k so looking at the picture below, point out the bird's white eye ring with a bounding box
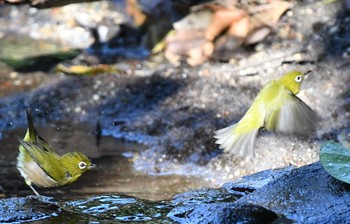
[295,75,302,83]
[78,161,87,170]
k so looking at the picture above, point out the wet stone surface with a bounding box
[236,162,350,223]
[0,195,174,223]
[168,203,279,224]
[3,162,350,223]
[0,196,60,223]
[167,163,350,223]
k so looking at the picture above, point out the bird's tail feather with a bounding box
[214,124,258,157]
[24,109,37,141]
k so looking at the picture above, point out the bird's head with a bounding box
[60,152,95,182]
[278,71,308,95]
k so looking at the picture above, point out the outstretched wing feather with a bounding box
[18,138,66,183]
[215,124,258,157]
[272,94,317,135]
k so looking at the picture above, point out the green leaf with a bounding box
[320,141,350,184]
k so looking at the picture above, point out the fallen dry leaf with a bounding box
[164,29,211,66]
[163,0,291,66]
[249,1,292,29]
[187,40,214,66]
[204,5,248,41]
[227,12,250,39]
[126,0,147,27]
[56,64,119,76]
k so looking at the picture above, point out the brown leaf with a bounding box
[165,29,206,54]
[126,0,147,27]
[227,14,250,39]
[165,33,213,67]
[163,1,291,66]
[164,4,249,66]
[164,29,208,66]
[187,40,214,66]
[269,0,291,24]
[249,0,291,29]
[205,5,248,41]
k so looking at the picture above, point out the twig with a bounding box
[231,49,304,74]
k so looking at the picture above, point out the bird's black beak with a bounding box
[89,163,96,169]
[304,70,312,76]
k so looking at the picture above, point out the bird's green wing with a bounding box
[18,138,67,184]
[265,92,317,135]
[215,124,259,157]
[214,97,266,157]
[36,136,56,153]
[24,109,56,153]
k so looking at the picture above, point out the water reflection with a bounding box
[64,195,173,222]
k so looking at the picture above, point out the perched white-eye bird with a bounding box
[214,71,317,157]
[17,109,95,195]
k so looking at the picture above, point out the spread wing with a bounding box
[18,138,67,184]
[265,93,317,136]
[215,124,258,157]
[214,100,265,157]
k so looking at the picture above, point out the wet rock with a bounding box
[172,188,236,205]
[0,196,60,223]
[168,186,278,223]
[2,163,350,223]
[63,195,173,222]
[236,162,350,223]
[167,168,288,223]
[0,194,173,223]
[222,166,294,195]
[167,163,350,223]
[168,202,278,224]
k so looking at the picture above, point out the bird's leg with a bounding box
[28,183,40,196]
